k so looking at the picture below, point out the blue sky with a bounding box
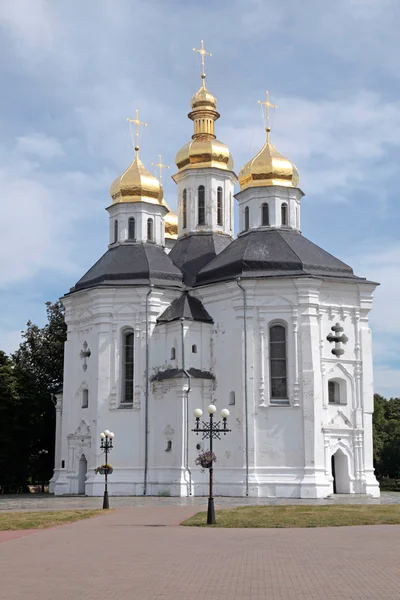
[1,0,400,397]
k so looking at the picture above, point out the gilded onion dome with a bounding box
[110,156,164,205]
[174,51,234,174]
[238,139,299,191]
[164,208,178,240]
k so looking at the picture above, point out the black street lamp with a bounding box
[192,404,231,525]
[100,429,114,509]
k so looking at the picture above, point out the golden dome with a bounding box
[190,86,217,110]
[110,156,164,205]
[239,139,299,191]
[165,210,178,240]
[175,136,234,172]
[174,83,234,175]
[160,198,178,240]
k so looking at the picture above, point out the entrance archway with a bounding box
[78,455,87,495]
[331,449,350,494]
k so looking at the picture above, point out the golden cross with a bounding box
[127,109,147,157]
[193,40,212,87]
[152,154,169,184]
[258,91,277,143]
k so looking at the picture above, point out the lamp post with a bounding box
[192,405,231,525]
[100,430,114,509]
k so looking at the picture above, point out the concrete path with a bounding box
[1,491,400,511]
[1,505,400,599]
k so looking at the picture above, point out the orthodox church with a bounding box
[50,44,380,498]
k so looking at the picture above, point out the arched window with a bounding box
[229,391,236,406]
[170,347,176,360]
[183,189,187,229]
[114,219,118,243]
[262,203,269,226]
[122,331,134,404]
[82,389,89,409]
[244,206,250,231]
[281,203,288,226]
[192,344,197,354]
[217,186,223,226]
[147,218,154,242]
[198,185,205,225]
[166,440,172,452]
[269,324,287,400]
[128,217,135,240]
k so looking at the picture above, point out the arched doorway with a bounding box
[78,455,87,495]
[331,449,350,494]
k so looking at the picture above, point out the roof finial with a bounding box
[258,91,277,144]
[193,40,212,89]
[152,154,169,185]
[127,109,147,158]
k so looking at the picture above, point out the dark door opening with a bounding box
[331,454,337,494]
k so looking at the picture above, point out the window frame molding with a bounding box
[198,185,205,226]
[244,206,250,231]
[182,188,187,229]
[261,202,270,226]
[268,320,289,405]
[147,217,154,242]
[128,217,136,241]
[120,327,135,406]
[281,203,288,227]
[217,186,223,226]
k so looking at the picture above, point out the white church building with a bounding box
[50,49,380,499]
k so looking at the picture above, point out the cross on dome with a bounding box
[258,91,277,143]
[152,154,170,185]
[127,109,147,158]
[193,40,212,88]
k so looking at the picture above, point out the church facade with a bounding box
[50,53,380,499]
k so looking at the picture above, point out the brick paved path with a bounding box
[1,505,400,599]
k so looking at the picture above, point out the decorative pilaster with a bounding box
[292,309,300,407]
[259,312,266,406]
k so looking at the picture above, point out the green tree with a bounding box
[0,352,31,493]
[11,301,67,489]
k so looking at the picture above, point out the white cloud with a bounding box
[16,134,64,160]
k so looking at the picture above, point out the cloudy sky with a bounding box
[1,0,400,397]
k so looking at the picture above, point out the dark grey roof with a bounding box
[196,229,364,285]
[151,368,215,382]
[168,232,232,286]
[157,292,213,324]
[74,243,183,291]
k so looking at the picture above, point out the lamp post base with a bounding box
[103,491,109,510]
[207,497,216,525]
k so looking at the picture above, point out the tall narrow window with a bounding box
[147,218,154,242]
[270,324,287,400]
[217,186,223,226]
[170,347,176,360]
[82,389,89,409]
[262,203,269,226]
[281,203,288,226]
[128,217,135,240]
[183,189,187,229]
[198,185,205,225]
[122,331,134,403]
[244,206,249,231]
[114,219,118,243]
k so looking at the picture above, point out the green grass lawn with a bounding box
[0,510,104,531]
[182,504,400,528]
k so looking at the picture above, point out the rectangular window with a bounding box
[123,332,134,403]
[270,324,287,399]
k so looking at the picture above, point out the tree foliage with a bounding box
[0,301,66,493]
[373,393,400,480]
